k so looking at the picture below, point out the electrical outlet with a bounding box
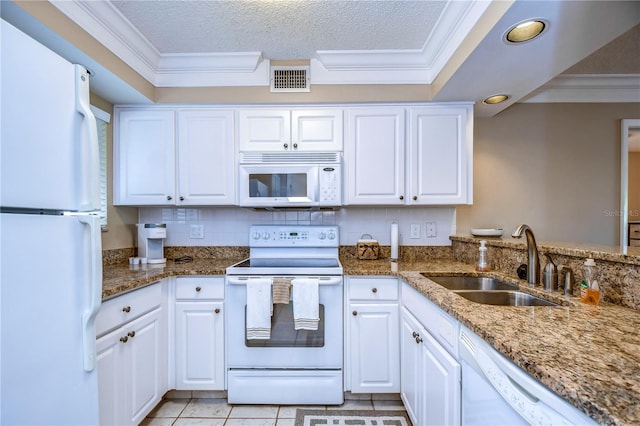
[410,223,421,239]
[426,222,437,238]
[189,224,204,239]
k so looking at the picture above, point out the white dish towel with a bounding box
[292,278,320,331]
[246,278,272,340]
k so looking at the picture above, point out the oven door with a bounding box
[225,275,343,369]
[238,164,319,207]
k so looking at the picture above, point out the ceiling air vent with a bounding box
[270,66,310,93]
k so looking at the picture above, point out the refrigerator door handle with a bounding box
[77,214,103,372]
[75,64,101,212]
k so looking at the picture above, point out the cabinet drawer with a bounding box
[630,224,640,238]
[349,277,398,300]
[176,277,224,300]
[96,282,162,337]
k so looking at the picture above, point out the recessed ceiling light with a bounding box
[505,19,546,43]
[482,94,509,105]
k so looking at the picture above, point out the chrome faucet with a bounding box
[512,224,540,285]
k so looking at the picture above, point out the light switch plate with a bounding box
[426,222,437,238]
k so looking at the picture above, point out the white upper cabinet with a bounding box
[344,103,473,206]
[114,108,235,206]
[177,110,235,205]
[408,105,473,205]
[345,108,406,204]
[238,109,343,151]
[115,109,176,205]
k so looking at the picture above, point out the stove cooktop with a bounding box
[226,257,343,276]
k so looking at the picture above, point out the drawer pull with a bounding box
[215,308,220,314]
[371,287,378,293]
[122,306,131,313]
[127,331,136,338]
[120,336,128,343]
[196,286,202,292]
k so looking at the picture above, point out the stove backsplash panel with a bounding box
[138,206,456,247]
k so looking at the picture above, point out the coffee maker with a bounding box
[137,223,167,264]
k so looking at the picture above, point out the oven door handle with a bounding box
[226,276,342,286]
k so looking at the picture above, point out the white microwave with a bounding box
[238,152,342,208]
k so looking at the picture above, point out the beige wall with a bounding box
[457,103,640,246]
[630,152,640,219]
[90,94,138,250]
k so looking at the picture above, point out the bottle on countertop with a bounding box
[580,258,600,305]
[476,240,491,272]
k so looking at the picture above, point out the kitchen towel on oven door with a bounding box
[272,278,291,304]
[292,278,319,330]
[246,278,272,339]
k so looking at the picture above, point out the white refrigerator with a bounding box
[1,20,102,425]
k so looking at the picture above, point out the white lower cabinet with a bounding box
[400,306,461,426]
[96,282,167,426]
[346,277,400,393]
[174,277,225,390]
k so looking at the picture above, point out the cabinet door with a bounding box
[401,306,461,426]
[238,110,290,151]
[292,110,343,151]
[177,110,235,205]
[409,106,472,204]
[348,303,400,393]
[114,109,176,205]
[345,108,405,204]
[400,308,422,426]
[175,301,225,390]
[421,330,461,426]
[125,308,166,426]
[97,330,125,426]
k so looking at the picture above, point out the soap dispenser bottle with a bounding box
[476,240,490,272]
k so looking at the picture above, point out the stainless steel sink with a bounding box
[454,290,559,307]
[422,275,519,291]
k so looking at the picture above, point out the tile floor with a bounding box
[140,393,408,426]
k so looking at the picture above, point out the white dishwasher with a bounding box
[459,326,597,425]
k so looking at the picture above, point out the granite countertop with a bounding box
[103,256,640,425]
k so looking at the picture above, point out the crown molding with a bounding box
[50,0,159,83]
[156,54,270,87]
[524,74,640,103]
[50,0,488,87]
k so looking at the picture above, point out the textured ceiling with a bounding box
[111,0,447,59]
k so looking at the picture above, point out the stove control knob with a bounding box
[262,232,270,240]
[252,232,261,240]
[318,232,326,240]
[327,231,336,240]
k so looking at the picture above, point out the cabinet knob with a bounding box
[371,287,378,293]
[215,308,220,314]
[283,143,289,149]
[399,195,404,200]
[127,331,136,338]
[412,331,419,338]
[413,195,417,201]
[352,311,358,316]
[293,143,298,149]
[120,336,128,343]
[415,336,423,344]
[195,286,201,292]
[167,195,173,201]
[122,306,131,313]
[179,196,185,201]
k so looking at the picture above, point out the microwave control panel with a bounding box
[319,165,341,206]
